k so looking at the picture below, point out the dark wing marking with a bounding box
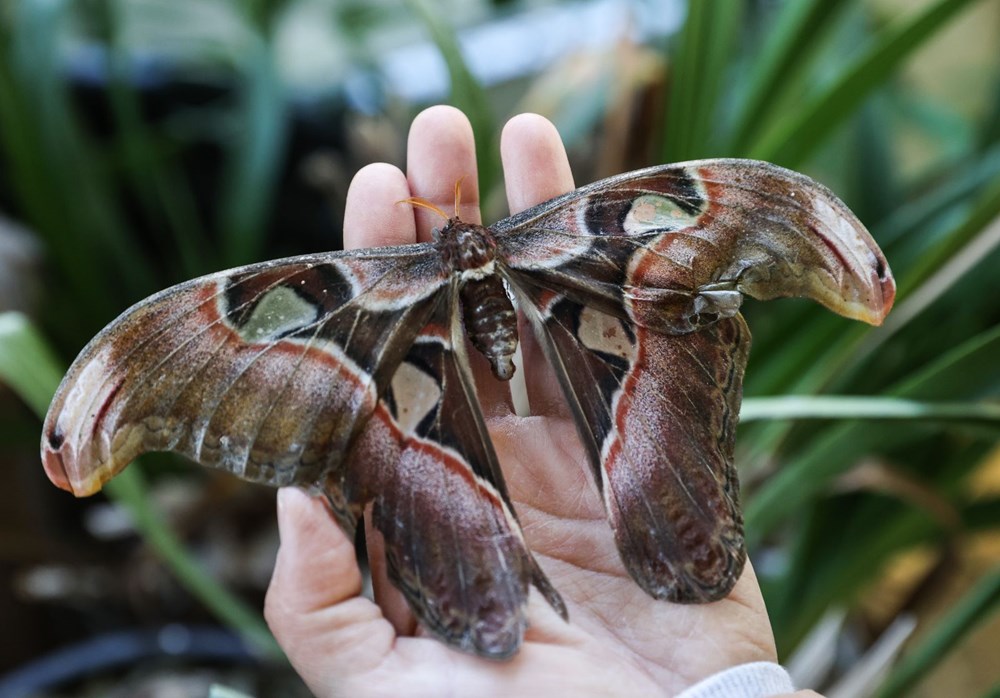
[495,159,893,333]
[42,245,448,496]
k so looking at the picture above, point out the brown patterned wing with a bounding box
[42,245,448,497]
[496,159,892,602]
[515,284,750,601]
[42,241,565,659]
[338,287,565,658]
[495,159,895,333]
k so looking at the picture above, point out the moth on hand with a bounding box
[41,159,895,659]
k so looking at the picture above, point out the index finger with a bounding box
[500,114,575,417]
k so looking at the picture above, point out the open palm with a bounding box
[265,106,790,697]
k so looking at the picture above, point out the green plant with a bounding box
[1,0,998,692]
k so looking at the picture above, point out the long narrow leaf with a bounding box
[404,0,499,200]
[875,565,1000,698]
[895,181,1000,300]
[9,0,155,298]
[100,3,213,279]
[877,144,1000,248]
[661,0,742,160]
[749,0,986,166]
[746,322,1000,541]
[771,498,942,653]
[0,313,281,659]
[0,313,65,416]
[741,395,1000,425]
[0,9,110,325]
[220,37,287,267]
[104,469,282,659]
[730,0,852,152]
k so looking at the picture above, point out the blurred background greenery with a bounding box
[0,0,998,695]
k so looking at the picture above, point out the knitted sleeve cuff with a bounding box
[676,661,797,698]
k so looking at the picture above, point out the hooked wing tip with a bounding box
[830,197,896,327]
[876,261,897,325]
[42,447,75,494]
[42,431,109,497]
[814,235,896,327]
[855,252,896,326]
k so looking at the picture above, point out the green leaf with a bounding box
[876,144,1000,248]
[977,73,1000,149]
[404,0,499,200]
[0,0,154,327]
[875,565,1000,698]
[0,312,282,660]
[765,427,995,652]
[105,468,283,659]
[220,38,288,267]
[0,313,65,416]
[661,0,743,161]
[771,499,940,655]
[745,322,1000,541]
[894,176,1000,301]
[729,0,852,153]
[963,498,1000,530]
[740,395,1000,426]
[749,0,987,166]
[99,4,214,278]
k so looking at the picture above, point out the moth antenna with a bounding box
[453,177,465,219]
[398,196,450,221]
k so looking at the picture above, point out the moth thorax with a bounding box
[435,219,496,270]
[461,275,518,381]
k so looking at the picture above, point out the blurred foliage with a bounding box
[1,0,999,693]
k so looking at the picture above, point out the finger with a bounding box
[500,113,575,417]
[407,106,513,414]
[265,495,604,697]
[502,113,575,215]
[344,162,415,249]
[406,105,482,240]
[264,487,396,691]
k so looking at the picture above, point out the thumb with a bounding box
[264,487,396,690]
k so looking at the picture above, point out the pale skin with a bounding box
[264,106,821,698]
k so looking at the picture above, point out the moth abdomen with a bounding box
[461,275,518,380]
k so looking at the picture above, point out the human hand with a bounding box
[264,106,806,697]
